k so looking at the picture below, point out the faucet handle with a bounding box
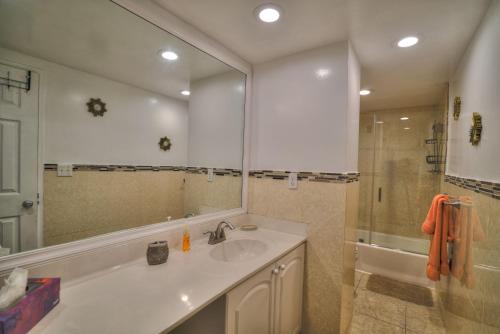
[204,231,217,244]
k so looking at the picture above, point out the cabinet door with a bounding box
[226,263,276,334]
[274,244,305,334]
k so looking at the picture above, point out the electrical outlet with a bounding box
[57,164,73,177]
[207,168,214,182]
[288,172,298,189]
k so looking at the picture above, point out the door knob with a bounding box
[272,268,280,275]
[279,264,286,271]
[22,200,34,209]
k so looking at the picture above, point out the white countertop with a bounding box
[30,228,305,334]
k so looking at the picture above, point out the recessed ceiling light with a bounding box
[400,117,409,120]
[404,127,411,130]
[256,4,281,23]
[397,36,419,48]
[360,89,371,96]
[161,51,178,61]
[181,90,190,96]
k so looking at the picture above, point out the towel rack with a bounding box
[443,200,473,208]
[0,70,31,92]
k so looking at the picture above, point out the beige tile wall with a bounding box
[184,173,242,216]
[340,181,359,334]
[358,106,444,240]
[248,176,358,334]
[437,182,500,334]
[43,170,186,246]
[43,170,243,247]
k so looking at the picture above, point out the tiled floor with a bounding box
[349,271,446,334]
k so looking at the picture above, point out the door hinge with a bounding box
[37,193,40,204]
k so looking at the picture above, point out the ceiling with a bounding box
[0,0,235,100]
[154,0,491,110]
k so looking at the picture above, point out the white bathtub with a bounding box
[356,241,434,288]
[357,229,429,254]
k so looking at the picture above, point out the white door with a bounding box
[226,263,276,334]
[274,245,305,334]
[0,62,39,255]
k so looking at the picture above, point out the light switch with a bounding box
[57,164,73,177]
[207,168,214,182]
[288,173,298,189]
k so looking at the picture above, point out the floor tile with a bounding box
[356,272,370,291]
[354,271,363,291]
[354,289,406,327]
[366,274,434,306]
[350,313,404,334]
[350,273,447,334]
[406,315,446,334]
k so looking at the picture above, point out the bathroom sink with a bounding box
[209,239,268,262]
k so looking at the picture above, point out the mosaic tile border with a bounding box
[249,170,360,183]
[445,175,500,200]
[185,167,242,177]
[44,164,242,176]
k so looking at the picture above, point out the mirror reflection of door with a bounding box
[0,63,39,255]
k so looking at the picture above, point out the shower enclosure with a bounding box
[358,105,446,255]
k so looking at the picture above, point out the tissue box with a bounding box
[0,278,60,334]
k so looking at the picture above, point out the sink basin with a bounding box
[209,239,268,262]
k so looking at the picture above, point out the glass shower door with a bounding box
[359,106,444,254]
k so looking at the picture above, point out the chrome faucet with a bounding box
[204,221,236,245]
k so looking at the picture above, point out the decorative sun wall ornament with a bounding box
[453,96,461,120]
[469,112,482,146]
[86,98,107,117]
[158,136,172,151]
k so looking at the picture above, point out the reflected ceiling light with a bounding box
[181,90,191,96]
[316,68,331,79]
[256,4,281,23]
[397,36,419,48]
[400,116,409,120]
[376,121,384,124]
[161,51,178,61]
[360,89,371,96]
[404,127,411,130]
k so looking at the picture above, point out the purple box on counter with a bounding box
[0,278,60,334]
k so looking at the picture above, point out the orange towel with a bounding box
[449,196,485,288]
[422,194,450,281]
[422,194,448,234]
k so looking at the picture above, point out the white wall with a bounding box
[250,41,360,173]
[446,0,500,182]
[187,71,245,170]
[347,44,361,172]
[0,47,189,166]
[44,64,189,166]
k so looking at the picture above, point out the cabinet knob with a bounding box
[272,268,280,275]
[279,264,286,271]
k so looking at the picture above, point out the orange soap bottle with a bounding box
[182,227,190,252]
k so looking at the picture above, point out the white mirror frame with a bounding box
[0,0,252,276]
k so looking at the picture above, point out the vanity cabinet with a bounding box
[274,245,305,334]
[226,244,305,334]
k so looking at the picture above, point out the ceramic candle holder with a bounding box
[146,241,169,265]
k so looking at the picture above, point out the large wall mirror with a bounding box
[0,0,246,257]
